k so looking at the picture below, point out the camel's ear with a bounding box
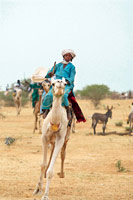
[107,105,109,110]
[111,106,113,110]
[62,77,67,84]
[51,77,55,87]
[44,78,48,82]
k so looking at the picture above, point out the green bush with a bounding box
[75,84,110,108]
[0,91,15,107]
[125,127,132,132]
[115,121,123,127]
[115,160,126,172]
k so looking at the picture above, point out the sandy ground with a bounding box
[0,99,133,200]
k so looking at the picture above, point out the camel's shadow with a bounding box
[97,131,132,136]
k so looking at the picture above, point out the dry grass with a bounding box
[0,99,133,200]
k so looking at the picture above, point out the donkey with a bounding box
[92,106,113,135]
[127,112,133,132]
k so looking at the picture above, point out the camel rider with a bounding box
[14,80,23,89]
[13,80,24,92]
[41,49,76,120]
[29,82,41,108]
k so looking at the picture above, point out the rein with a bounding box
[52,89,63,98]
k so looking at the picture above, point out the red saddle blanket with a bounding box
[68,91,86,123]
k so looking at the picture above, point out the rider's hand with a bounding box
[48,72,54,77]
[65,79,70,85]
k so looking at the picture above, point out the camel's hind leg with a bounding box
[58,126,71,178]
[59,140,67,178]
[38,115,42,134]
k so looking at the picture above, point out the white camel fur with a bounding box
[34,78,68,200]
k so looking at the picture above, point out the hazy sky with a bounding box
[0,0,132,92]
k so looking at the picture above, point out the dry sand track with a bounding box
[0,99,133,200]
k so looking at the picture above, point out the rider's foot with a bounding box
[42,109,49,119]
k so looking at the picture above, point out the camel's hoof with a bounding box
[41,196,49,200]
[57,172,65,178]
[33,184,42,195]
[72,130,75,133]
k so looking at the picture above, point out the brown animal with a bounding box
[127,112,133,132]
[92,106,113,135]
[33,80,51,133]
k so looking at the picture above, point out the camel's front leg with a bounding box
[33,135,48,195]
[42,136,65,200]
[18,102,21,115]
[45,143,55,178]
[33,113,38,133]
[15,103,19,116]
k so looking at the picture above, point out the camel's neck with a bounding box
[51,96,62,124]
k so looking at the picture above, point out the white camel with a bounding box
[12,88,22,116]
[34,78,69,200]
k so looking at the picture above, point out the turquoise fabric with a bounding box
[30,83,40,108]
[46,62,76,89]
[41,62,76,110]
[40,90,46,113]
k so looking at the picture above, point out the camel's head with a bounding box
[42,79,51,93]
[38,88,44,96]
[52,78,66,97]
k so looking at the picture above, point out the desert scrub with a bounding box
[115,160,128,172]
[125,127,132,132]
[115,121,123,127]
[0,91,29,107]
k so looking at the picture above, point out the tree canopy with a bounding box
[75,84,110,107]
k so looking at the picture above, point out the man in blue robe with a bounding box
[41,49,76,120]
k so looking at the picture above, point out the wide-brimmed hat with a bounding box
[62,49,76,58]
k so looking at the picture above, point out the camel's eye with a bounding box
[52,83,55,86]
